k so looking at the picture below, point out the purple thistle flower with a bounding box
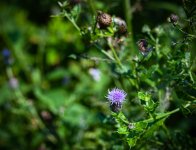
[106,88,127,112]
[2,48,11,58]
[106,88,127,104]
[2,48,12,65]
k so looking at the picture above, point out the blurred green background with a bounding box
[0,0,195,149]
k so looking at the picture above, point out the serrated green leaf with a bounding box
[134,121,148,131]
[117,126,129,134]
[138,92,151,102]
[143,118,166,138]
[127,136,139,147]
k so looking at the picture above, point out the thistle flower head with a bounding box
[106,88,127,104]
[137,39,153,56]
[113,17,127,34]
[168,14,179,25]
[106,88,127,112]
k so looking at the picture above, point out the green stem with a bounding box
[109,43,123,68]
[88,0,96,15]
[64,13,81,32]
[176,25,196,38]
[124,0,132,33]
[155,38,159,56]
[144,101,193,124]
[6,67,13,79]
[112,112,129,125]
[94,44,115,60]
[108,43,136,87]
[101,50,115,61]
[124,0,135,51]
[148,32,156,42]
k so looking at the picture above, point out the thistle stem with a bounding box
[108,43,136,87]
[88,0,96,15]
[64,13,81,32]
[94,44,115,61]
[144,101,194,124]
[108,43,123,68]
[124,0,135,51]
[176,25,196,38]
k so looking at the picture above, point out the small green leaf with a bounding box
[117,126,129,134]
[127,137,139,147]
[142,25,151,33]
[138,92,151,102]
[134,121,148,131]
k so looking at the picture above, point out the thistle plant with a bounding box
[0,0,195,149]
[55,0,196,149]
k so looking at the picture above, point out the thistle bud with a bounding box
[118,23,127,34]
[168,14,179,25]
[97,11,112,28]
[138,39,148,52]
[113,17,127,35]
[137,39,152,56]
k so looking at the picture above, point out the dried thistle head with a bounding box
[97,11,112,28]
[137,39,153,56]
[114,17,127,35]
[137,39,148,52]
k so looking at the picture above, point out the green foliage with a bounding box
[0,0,196,149]
[138,91,159,117]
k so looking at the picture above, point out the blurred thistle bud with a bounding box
[113,17,127,35]
[97,11,112,28]
[89,68,101,82]
[41,110,52,122]
[106,88,127,113]
[168,14,179,25]
[137,39,153,56]
[2,48,13,65]
[9,77,19,89]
